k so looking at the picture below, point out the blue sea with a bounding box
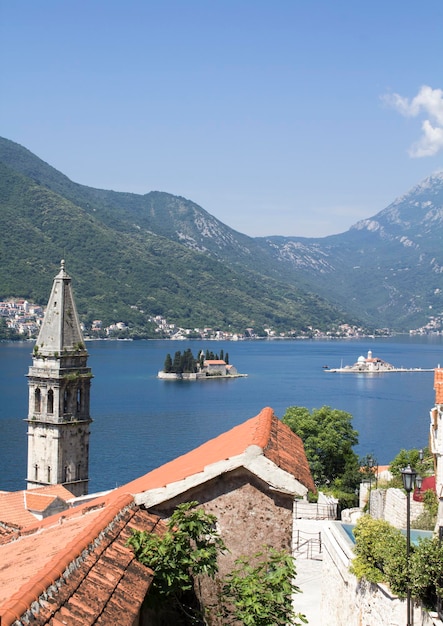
[1,336,442,493]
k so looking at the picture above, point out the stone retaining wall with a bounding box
[321,522,440,626]
[369,487,423,527]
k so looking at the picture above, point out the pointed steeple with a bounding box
[35,260,85,356]
[27,261,92,497]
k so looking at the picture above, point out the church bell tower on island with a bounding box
[26,261,93,497]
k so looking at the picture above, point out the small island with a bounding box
[157,348,247,380]
[324,350,433,374]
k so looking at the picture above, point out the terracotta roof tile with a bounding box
[264,412,316,493]
[120,406,314,497]
[0,407,316,625]
[0,495,162,626]
[435,368,443,404]
[0,485,75,528]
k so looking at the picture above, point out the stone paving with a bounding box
[293,519,326,625]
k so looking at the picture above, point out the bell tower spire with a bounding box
[26,261,93,497]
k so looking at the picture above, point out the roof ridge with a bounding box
[251,406,274,449]
[0,493,135,626]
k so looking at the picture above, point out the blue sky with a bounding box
[1,1,443,237]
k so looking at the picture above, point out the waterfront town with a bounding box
[3,296,440,341]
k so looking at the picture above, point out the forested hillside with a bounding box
[3,136,442,334]
[0,138,354,336]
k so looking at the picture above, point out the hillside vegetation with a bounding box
[0,138,354,336]
[3,136,442,333]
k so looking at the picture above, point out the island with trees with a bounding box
[158,348,247,380]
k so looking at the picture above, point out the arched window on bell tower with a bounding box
[47,466,51,483]
[47,389,54,414]
[63,389,69,414]
[76,387,81,414]
[34,388,41,413]
[34,464,38,481]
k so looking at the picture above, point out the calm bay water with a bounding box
[1,336,442,493]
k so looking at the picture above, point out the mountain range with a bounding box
[1,136,442,335]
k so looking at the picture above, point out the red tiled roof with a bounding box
[120,406,315,497]
[0,492,163,626]
[0,407,315,625]
[435,368,443,404]
[0,484,75,528]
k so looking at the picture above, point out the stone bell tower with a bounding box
[26,261,93,497]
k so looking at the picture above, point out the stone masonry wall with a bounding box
[369,488,424,527]
[151,468,293,625]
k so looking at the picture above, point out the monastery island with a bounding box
[157,348,247,380]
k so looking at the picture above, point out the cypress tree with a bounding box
[164,353,172,373]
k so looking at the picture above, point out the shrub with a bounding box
[410,537,443,609]
[350,515,408,595]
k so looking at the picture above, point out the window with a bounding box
[34,464,38,480]
[34,388,41,412]
[76,387,81,413]
[47,466,51,482]
[47,389,54,413]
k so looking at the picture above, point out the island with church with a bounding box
[157,348,247,380]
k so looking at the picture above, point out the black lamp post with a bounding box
[367,456,373,514]
[401,464,417,626]
[366,455,378,513]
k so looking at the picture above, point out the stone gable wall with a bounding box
[151,468,293,625]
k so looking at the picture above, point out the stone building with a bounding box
[0,406,315,625]
[26,261,92,497]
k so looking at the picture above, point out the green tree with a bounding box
[389,447,432,488]
[219,548,307,626]
[282,406,359,489]
[127,501,225,620]
[164,353,173,373]
[172,350,183,374]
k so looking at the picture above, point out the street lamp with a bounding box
[367,456,373,514]
[401,464,417,626]
[366,455,378,513]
